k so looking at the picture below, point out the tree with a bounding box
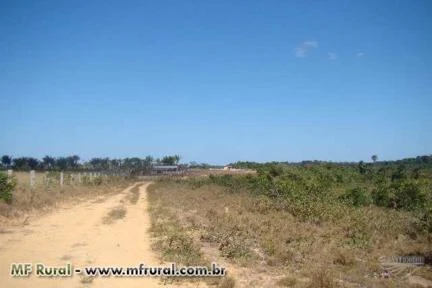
[27,158,40,170]
[1,155,12,168]
[110,159,121,170]
[142,156,153,173]
[89,158,110,171]
[70,155,80,168]
[12,157,30,170]
[161,155,181,165]
[144,155,154,164]
[358,161,366,175]
[371,155,378,163]
[42,156,55,170]
[122,157,143,175]
[173,155,181,164]
[56,157,68,170]
[64,155,80,169]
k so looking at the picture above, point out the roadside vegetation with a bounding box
[148,155,432,287]
[147,184,236,287]
[0,171,132,220]
[0,153,182,220]
[0,172,16,204]
[127,184,141,205]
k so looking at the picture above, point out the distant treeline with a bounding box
[0,154,181,174]
[230,155,432,170]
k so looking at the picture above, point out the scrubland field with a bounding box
[0,159,431,288]
[147,162,432,287]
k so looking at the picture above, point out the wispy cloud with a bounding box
[356,51,364,57]
[294,41,318,58]
[328,52,337,60]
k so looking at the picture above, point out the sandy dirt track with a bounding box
[0,183,199,288]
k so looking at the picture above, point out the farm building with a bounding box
[151,165,182,175]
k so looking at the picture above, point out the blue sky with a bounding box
[1,0,431,164]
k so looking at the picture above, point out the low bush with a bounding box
[371,185,392,208]
[393,180,425,210]
[372,180,425,211]
[0,172,16,203]
[341,187,372,207]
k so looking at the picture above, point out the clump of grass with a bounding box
[80,275,94,284]
[306,269,339,288]
[218,276,236,288]
[103,206,127,224]
[127,184,140,204]
[148,202,204,266]
[147,184,231,287]
[276,276,297,287]
[332,248,355,266]
[157,229,203,266]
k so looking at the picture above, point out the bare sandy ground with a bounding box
[0,183,204,288]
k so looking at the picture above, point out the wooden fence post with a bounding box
[30,170,36,188]
[60,172,64,188]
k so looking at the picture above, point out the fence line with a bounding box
[3,170,126,188]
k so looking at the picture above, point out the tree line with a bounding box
[0,154,182,173]
[230,155,432,170]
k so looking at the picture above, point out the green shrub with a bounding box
[372,186,392,207]
[417,203,432,233]
[393,180,425,210]
[0,172,16,203]
[92,176,103,186]
[268,165,284,178]
[341,187,372,207]
[372,180,425,211]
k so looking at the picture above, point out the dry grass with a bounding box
[0,172,132,220]
[127,184,140,204]
[277,276,297,287]
[147,184,236,287]
[146,180,432,288]
[306,269,339,288]
[80,275,94,284]
[218,276,236,288]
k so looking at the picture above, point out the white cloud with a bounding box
[294,41,318,57]
[356,52,364,57]
[328,52,337,60]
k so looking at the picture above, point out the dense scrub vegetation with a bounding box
[195,159,432,233]
[149,157,432,287]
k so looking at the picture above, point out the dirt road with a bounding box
[0,183,196,288]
